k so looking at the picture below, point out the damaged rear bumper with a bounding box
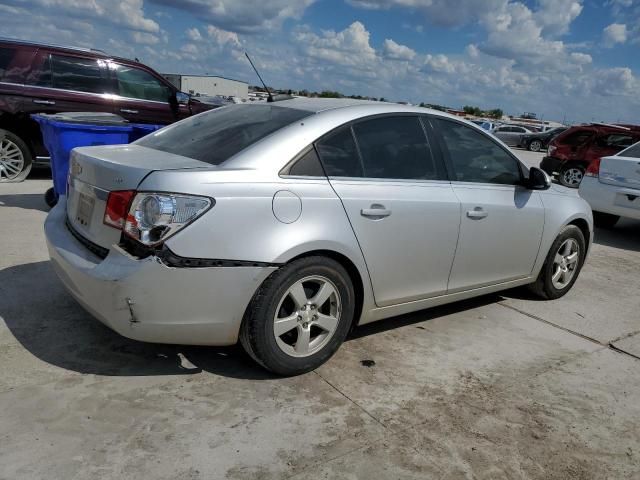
[44,199,276,346]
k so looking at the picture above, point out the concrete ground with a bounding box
[1,157,640,479]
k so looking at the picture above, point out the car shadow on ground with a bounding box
[593,219,640,252]
[0,193,50,213]
[2,260,504,381]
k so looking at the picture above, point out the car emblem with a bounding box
[70,160,82,176]
[114,177,124,184]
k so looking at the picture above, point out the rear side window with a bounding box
[287,148,325,176]
[619,142,640,158]
[434,118,522,185]
[600,134,634,149]
[137,104,311,165]
[112,64,171,102]
[0,47,16,81]
[562,130,593,146]
[352,116,440,180]
[316,126,363,177]
[50,55,107,94]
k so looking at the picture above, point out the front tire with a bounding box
[240,256,355,376]
[593,211,619,229]
[528,139,543,152]
[528,225,586,300]
[558,164,585,188]
[0,129,32,182]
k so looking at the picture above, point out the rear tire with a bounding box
[558,164,585,188]
[593,211,619,229]
[0,129,32,182]
[528,225,586,300]
[528,139,542,152]
[240,256,355,376]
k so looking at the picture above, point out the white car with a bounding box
[579,141,640,228]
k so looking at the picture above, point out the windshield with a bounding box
[618,141,640,158]
[136,104,311,165]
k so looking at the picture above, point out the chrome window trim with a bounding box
[16,83,171,105]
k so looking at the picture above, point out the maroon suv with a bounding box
[0,38,213,182]
[541,123,640,188]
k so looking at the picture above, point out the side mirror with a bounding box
[175,91,190,105]
[527,166,551,190]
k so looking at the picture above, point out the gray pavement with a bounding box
[1,167,639,479]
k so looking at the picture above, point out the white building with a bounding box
[162,74,248,99]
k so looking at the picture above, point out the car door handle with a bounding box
[466,207,488,219]
[361,205,391,219]
[33,99,55,105]
[120,108,138,114]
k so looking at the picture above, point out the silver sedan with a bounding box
[45,99,593,375]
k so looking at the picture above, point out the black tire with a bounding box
[528,225,586,300]
[593,211,619,229]
[528,139,542,152]
[44,187,58,208]
[558,163,585,188]
[0,129,33,182]
[240,256,356,376]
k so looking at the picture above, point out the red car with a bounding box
[0,38,214,182]
[541,123,640,188]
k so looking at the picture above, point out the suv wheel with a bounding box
[528,225,586,300]
[593,211,619,229]
[240,256,355,376]
[558,164,584,188]
[0,129,32,182]
[528,139,542,152]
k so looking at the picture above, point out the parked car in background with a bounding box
[471,120,497,131]
[0,37,213,182]
[579,141,640,228]
[491,124,533,146]
[45,99,592,375]
[519,126,568,152]
[542,123,640,188]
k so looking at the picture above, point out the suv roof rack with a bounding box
[0,37,107,56]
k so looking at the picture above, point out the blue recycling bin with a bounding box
[32,113,163,207]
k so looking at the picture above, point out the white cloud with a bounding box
[534,0,582,36]
[186,27,202,41]
[603,23,628,47]
[382,39,416,60]
[149,0,315,32]
[295,22,377,68]
[206,25,242,47]
[592,67,638,96]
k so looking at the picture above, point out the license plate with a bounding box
[76,193,95,227]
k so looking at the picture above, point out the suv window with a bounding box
[137,104,311,165]
[316,126,363,177]
[562,130,593,146]
[49,54,107,93]
[112,64,171,102]
[0,47,16,81]
[434,118,522,185]
[352,116,439,180]
[601,134,634,149]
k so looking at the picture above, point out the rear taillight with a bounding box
[123,192,213,246]
[548,144,557,155]
[585,158,601,178]
[104,190,136,229]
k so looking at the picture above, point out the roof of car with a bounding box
[272,97,388,113]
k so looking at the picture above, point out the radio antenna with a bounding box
[245,52,274,103]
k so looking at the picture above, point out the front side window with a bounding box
[137,104,311,165]
[315,126,363,177]
[434,118,522,185]
[352,116,439,180]
[0,47,16,81]
[112,64,171,102]
[50,54,106,93]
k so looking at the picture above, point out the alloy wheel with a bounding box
[273,275,342,358]
[561,167,583,187]
[0,138,25,181]
[551,238,580,290]
[529,140,542,152]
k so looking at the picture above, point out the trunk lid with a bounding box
[66,144,212,250]
[599,154,640,190]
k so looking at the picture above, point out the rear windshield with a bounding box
[136,104,311,165]
[619,141,640,158]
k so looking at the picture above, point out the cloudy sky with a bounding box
[1,0,639,123]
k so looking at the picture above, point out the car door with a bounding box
[315,115,460,307]
[109,62,182,124]
[431,118,545,292]
[493,126,515,144]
